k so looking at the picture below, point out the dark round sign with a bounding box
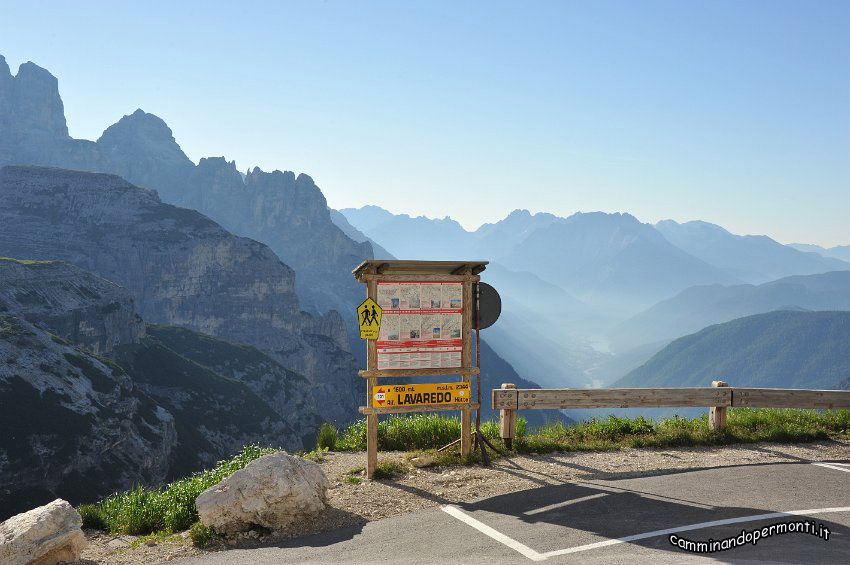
[474,282,501,330]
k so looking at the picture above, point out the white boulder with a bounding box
[0,499,87,565]
[196,452,330,534]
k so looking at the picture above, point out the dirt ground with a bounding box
[74,439,850,564]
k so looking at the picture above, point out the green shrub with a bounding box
[78,504,107,530]
[337,415,525,451]
[316,422,338,451]
[374,461,408,480]
[189,521,220,548]
[78,444,279,535]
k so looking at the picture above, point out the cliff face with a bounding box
[0,166,360,424]
[0,258,144,354]
[175,160,372,331]
[0,315,177,520]
[143,325,323,455]
[0,254,324,509]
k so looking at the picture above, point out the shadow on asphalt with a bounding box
[455,477,849,563]
[246,508,367,550]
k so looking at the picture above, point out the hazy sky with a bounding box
[2,0,848,246]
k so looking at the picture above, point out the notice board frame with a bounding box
[353,260,487,479]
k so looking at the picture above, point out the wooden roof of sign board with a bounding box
[352,260,488,280]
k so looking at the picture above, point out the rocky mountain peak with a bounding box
[0,59,68,138]
[97,109,187,158]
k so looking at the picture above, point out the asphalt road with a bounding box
[178,461,850,564]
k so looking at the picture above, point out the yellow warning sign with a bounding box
[373,382,470,408]
[357,297,382,340]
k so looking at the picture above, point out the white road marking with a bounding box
[441,505,545,561]
[541,507,850,558]
[524,493,608,516]
[443,504,850,561]
[813,462,850,473]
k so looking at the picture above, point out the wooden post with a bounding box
[366,272,378,479]
[500,383,517,449]
[709,380,729,432]
[460,272,473,458]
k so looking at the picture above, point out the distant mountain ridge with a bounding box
[341,206,744,310]
[790,243,850,263]
[655,219,848,284]
[611,271,850,352]
[613,310,850,390]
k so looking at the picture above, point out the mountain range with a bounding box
[610,271,850,353]
[0,55,548,418]
[790,243,850,263]
[0,55,371,355]
[614,310,850,390]
[655,220,849,284]
[340,205,850,387]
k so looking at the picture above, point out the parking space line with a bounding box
[524,493,608,516]
[443,503,850,561]
[442,505,546,561]
[542,507,850,558]
[812,463,850,473]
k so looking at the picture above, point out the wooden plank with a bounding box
[732,388,850,409]
[507,388,731,409]
[358,273,480,283]
[359,403,480,415]
[358,367,479,378]
[493,388,519,410]
[460,275,473,457]
[366,272,378,479]
[353,260,488,280]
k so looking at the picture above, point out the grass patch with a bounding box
[0,257,56,265]
[373,461,408,480]
[337,414,527,451]
[514,409,850,453]
[78,444,279,535]
[189,522,220,548]
[316,422,338,451]
[336,409,848,456]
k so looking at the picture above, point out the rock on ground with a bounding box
[196,453,330,534]
[0,499,87,565]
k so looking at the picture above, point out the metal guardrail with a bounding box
[492,381,850,448]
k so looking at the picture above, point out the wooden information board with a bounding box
[353,260,487,479]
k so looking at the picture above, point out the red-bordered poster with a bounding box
[376,281,463,369]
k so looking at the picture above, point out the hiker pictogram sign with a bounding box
[357,297,382,340]
[373,382,470,408]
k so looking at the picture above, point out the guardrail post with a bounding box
[499,383,517,449]
[709,380,729,432]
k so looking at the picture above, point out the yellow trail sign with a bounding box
[357,297,382,340]
[373,382,470,408]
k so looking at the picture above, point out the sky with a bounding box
[2,0,848,246]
